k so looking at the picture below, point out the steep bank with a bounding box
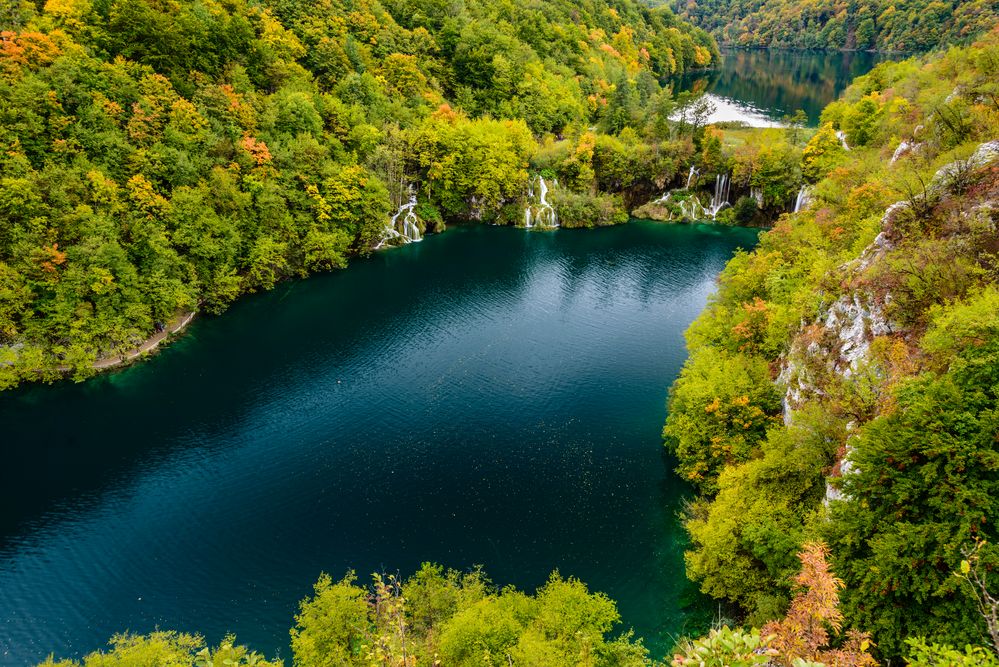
[664,28,999,660]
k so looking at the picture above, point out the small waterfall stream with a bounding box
[706,173,730,218]
[793,185,813,213]
[524,176,558,229]
[375,187,422,249]
[835,130,850,151]
[685,166,699,189]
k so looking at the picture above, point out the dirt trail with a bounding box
[50,311,197,373]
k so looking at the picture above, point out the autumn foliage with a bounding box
[762,542,877,666]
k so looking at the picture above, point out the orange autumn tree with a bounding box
[762,542,877,667]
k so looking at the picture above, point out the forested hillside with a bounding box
[0,0,716,387]
[667,0,999,51]
[664,27,999,662]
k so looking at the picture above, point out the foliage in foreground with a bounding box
[37,633,281,667]
[37,549,999,666]
[37,564,650,667]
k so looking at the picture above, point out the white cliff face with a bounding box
[931,140,999,189]
[779,291,893,504]
[825,295,894,373]
[779,294,894,421]
[825,423,858,505]
[890,139,923,165]
[781,140,999,505]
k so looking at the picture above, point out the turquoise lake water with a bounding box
[0,222,759,664]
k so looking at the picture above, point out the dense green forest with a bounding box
[0,0,717,387]
[664,26,999,663]
[666,0,999,51]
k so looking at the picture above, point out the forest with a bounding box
[663,25,999,665]
[0,0,717,387]
[666,0,999,51]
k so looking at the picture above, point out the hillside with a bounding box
[664,27,999,661]
[666,0,999,51]
[0,0,716,387]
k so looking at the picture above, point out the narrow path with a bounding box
[44,311,197,373]
[90,311,196,370]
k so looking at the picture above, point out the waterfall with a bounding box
[524,175,558,229]
[678,197,707,220]
[793,185,813,213]
[706,173,731,218]
[645,171,730,221]
[685,166,699,189]
[836,130,850,151]
[750,187,764,207]
[375,187,422,249]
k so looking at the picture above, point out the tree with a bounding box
[36,632,280,667]
[291,572,369,667]
[762,543,876,666]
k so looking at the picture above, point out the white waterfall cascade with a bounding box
[650,172,731,221]
[750,187,764,207]
[793,185,813,213]
[524,175,558,229]
[685,165,699,189]
[706,173,731,217]
[374,188,422,249]
[836,130,850,151]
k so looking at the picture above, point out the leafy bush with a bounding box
[553,190,629,228]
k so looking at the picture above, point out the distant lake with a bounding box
[0,222,759,665]
[675,48,895,126]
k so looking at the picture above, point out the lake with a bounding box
[675,48,892,126]
[0,222,759,664]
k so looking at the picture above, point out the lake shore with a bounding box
[54,310,196,374]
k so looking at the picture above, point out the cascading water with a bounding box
[836,130,850,151]
[524,176,558,229]
[375,187,422,249]
[644,171,729,221]
[750,187,764,207]
[706,173,731,218]
[685,166,699,189]
[793,185,813,213]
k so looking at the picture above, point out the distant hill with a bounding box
[660,0,999,51]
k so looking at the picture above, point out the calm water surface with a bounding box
[676,48,892,125]
[0,222,758,665]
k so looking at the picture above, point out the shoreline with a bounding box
[55,310,197,374]
[40,215,764,384]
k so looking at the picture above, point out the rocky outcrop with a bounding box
[778,140,999,502]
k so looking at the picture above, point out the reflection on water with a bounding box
[675,48,893,125]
